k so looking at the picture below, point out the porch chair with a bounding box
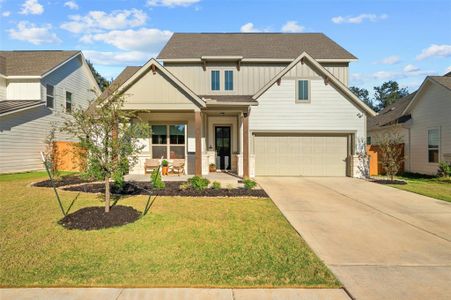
[171,159,185,176]
[144,158,161,175]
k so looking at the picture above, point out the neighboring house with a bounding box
[368,72,451,175]
[102,33,375,178]
[0,50,100,173]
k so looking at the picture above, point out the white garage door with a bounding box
[254,134,348,176]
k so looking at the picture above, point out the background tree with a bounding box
[60,89,149,212]
[350,86,376,111]
[376,128,405,182]
[373,80,409,111]
[86,60,110,92]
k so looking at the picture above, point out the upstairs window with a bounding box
[46,85,54,108]
[297,80,309,102]
[225,70,234,91]
[211,70,220,91]
[428,128,440,163]
[65,91,72,112]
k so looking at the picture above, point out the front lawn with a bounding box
[0,172,339,288]
[386,173,451,202]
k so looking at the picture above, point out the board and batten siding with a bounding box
[0,56,98,173]
[164,62,349,96]
[408,81,451,175]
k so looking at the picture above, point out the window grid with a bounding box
[211,70,220,91]
[298,80,309,101]
[46,85,54,108]
[225,70,233,91]
[65,91,72,112]
[151,125,186,159]
[427,129,439,163]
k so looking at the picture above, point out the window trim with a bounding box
[224,70,234,91]
[295,79,311,103]
[427,127,440,164]
[211,70,220,91]
[65,90,72,113]
[46,84,54,109]
[151,124,187,160]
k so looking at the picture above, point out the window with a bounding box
[367,136,372,145]
[297,80,309,102]
[211,70,220,91]
[151,125,186,159]
[65,91,72,112]
[225,70,233,91]
[428,129,440,163]
[46,85,54,108]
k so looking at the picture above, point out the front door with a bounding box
[215,126,231,170]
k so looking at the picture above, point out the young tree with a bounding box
[373,81,409,111]
[376,129,405,182]
[60,89,148,212]
[86,60,110,92]
[350,86,376,111]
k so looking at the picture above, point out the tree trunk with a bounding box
[105,176,110,212]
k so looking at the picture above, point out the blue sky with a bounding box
[1,0,450,94]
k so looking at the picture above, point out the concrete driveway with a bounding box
[257,177,451,300]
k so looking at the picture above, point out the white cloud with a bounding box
[2,10,11,17]
[403,64,420,73]
[147,0,200,7]
[8,21,61,45]
[64,1,79,10]
[240,22,261,33]
[446,66,451,73]
[83,50,151,66]
[331,13,387,24]
[281,21,304,33]
[19,0,44,15]
[81,28,173,52]
[61,9,147,33]
[416,44,451,60]
[377,55,400,65]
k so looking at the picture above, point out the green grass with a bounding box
[387,173,451,202]
[0,172,339,288]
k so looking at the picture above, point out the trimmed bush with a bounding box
[437,161,451,178]
[243,178,257,190]
[211,181,221,190]
[188,176,210,191]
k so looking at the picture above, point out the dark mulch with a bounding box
[371,179,407,185]
[33,175,95,188]
[58,205,141,230]
[63,181,269,198]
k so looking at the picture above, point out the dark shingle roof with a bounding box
[367,93,416,130]
[98,66,141,100]
[0,50,79,76]
[430,75,451,91]
[157,33,357,60]
[0,100,45,115]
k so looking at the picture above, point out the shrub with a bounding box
[437,161,451,178]
[211,181,221,190]
[179,182,190,190]
[243,178,257,190]
[188,176,210,191]
[151,169,165,190]
[162,160,169,167]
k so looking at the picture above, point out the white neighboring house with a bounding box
[0,50,100,173]
[367,72,451,175]
[102,33,375,178]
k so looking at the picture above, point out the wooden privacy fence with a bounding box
[367,144,404,176]
[53,141,86,172]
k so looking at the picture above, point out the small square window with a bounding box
[297,80,309,101]
[211,70,220,91]
[65,91,72,112]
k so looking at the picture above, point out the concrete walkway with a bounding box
[0,288,350,300]
[257,177,451,300]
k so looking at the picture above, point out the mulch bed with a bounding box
[371,179,407,185]
[63,181,269,198]
[33,175,95,188]
[58,205,141,230]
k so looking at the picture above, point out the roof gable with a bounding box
[252,52,375,116]
[158,33,357,61]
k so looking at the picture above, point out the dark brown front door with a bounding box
[215,126,231,170]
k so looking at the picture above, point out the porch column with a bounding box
[243,113,249,178]
[195,111,202,176]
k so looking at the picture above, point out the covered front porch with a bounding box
[129,108,253,178]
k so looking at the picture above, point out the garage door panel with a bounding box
[254,134,348,176]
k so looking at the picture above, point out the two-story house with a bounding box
[103,33,375,178]
[0,50,100,173]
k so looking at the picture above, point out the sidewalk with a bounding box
[0,288,350,300]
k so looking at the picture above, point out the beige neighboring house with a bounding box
[102,33,375,178]
[368,72,451,175]
[0,51,100,173]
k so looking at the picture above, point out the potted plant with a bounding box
[161,160,169,175]
[209,163,216,173]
